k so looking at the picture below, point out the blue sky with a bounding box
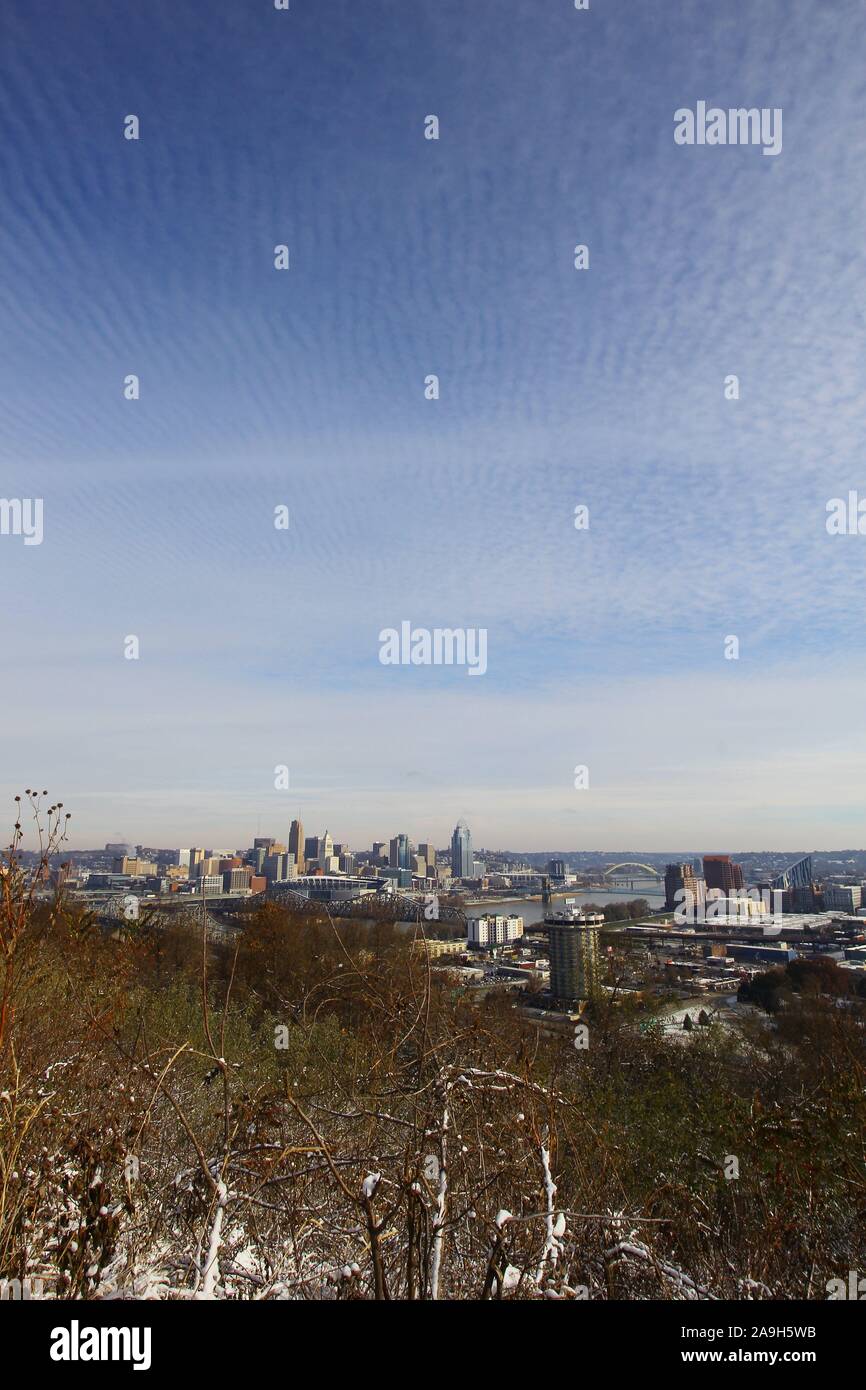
[2,0,866,850]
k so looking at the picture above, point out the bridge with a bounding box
[603,862,663,880]
[93,893,241,941]
[91,884,467,935]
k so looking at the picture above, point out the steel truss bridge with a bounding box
[93,885,467,935]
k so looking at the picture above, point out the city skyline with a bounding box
[20,803,863,861]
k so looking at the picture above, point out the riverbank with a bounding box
[461,889,665,928]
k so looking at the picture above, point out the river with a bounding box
[464,887,665,927]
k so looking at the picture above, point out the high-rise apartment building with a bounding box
[450,820,473,879]
[546,920,600,1005]
[703,854,744,893]
[665,862,703,912]
[468,914,524,947]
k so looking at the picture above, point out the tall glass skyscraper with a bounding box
[389,833,409,870]
[451,820,473,879]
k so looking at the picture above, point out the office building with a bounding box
[418,843,436,869]
[224,867,253,894]
[246,846,268,873]
[389,834,410,870]
[451,820,473,879]
[824,885,862,913]
[703,854,745,894]
[263,852,286,884]
[114,856,157,876]
[288,819,305,873]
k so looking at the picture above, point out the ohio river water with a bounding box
[466,888,665,928]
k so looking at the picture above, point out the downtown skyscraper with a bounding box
[389,834,409,870]
[450,820,473,879]
[288,818,305,874]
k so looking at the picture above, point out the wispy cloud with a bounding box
[2,0,865,844]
